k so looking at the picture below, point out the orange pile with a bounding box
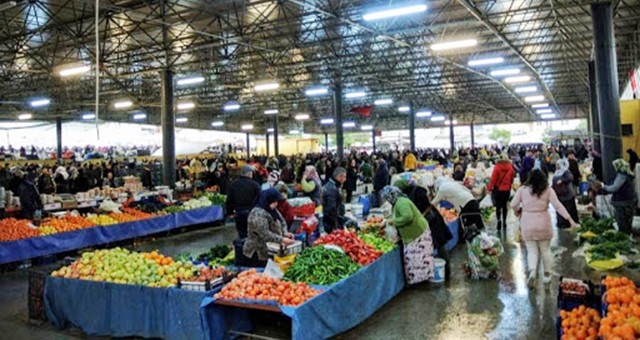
[214,269,322,306]
[0,218,40,242]
[141,250,174,266]
[108,212,139,223]
[560,305,600,340]
[41,215,96,233]
[600,276,640,339]
[121,208,154,219]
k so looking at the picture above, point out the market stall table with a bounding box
[0,206,224,265]
[199,248,405,340]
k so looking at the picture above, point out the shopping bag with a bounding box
[479,194,493,208]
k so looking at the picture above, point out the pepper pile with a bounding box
[214,269,322,306]
[314,230,382,265]
[358,232,396,253]
[284,247,359,285]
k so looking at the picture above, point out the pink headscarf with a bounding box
[305,166,319,181]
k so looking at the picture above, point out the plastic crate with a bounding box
[28,264,64,322]
[267,241,303,256]
[177,276,224,292]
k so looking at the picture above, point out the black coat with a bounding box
[322,179,345,232]
[226,177,261,214]
[424,206,453,249]
[345,168,358,192]
[374,165,389,192]
[18,181,42,218]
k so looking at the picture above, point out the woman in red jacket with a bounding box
[275,182,294,231]
[487,154,516,231]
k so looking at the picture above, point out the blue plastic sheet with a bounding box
[0,206,223,264]
[199,249,405,340]
[45,276,208,340]
[444,219,460,251]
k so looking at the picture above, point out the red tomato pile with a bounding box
[214,269,321,306]
[0,218,40,242]
[314,229,382,265]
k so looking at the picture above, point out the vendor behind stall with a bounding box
[592,158,638,235]
[18,171,43,220]
[243,189,295,267]
[322,167,347,233]
[432,178,485,230]
[226,165,261,238]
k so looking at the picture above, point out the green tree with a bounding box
[489,128,511,144]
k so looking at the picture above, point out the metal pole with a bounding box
[449,116,455,152]
[246,133,250,159]
[95,0,100,140]
[160,69,176,188]
[273,115,279,156]
[470,123,475,148]
[592,2,622,182]
[372,128,377,154]
[324,132,329,153]
[56,118,62,163]
[588,60,601,152]
[333,83,344,160]
[265,132,270,157]
[408,104,416,151]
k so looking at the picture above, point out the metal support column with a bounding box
[56,118,62,163]
[324,132,329,153]
[449,116,455,152]
[588,60,601,151]
[470,123,475,148]
[333,83,344,160]
[408,104,416,151]
[160,69,176,188]
[592,2,622,182]
[273,116,279,156]
[246,133,250,159]
[265,132,270,157]
[372,129,377,154]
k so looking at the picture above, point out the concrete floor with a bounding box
[1,214,639,340]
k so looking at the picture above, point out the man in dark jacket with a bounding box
[226,165,261,238]
[18,172,43,220]
[322,167,347,233]
[567,151,581,187]
[373,159,389,207]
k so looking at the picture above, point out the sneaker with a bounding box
[527,274,536,288]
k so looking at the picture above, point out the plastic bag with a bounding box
[263,259,284,279]
[479,194,493,208]
[585,252,624,271]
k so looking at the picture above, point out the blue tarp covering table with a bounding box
[199,248,405,340]
[444,219,460,251]
[45,276,207,340]
[0,206,224,265]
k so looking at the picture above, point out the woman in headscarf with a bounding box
[551,159,579,229]
[380,186,434,285]
[54,166,70,194]
[261,170,280,190]
[593,159,638,234]
[243,188,295,266]
[301,165,322,206]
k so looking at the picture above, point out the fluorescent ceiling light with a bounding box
[361,125,374,131]
[416,111,432,117]
[114,100,133,109]
[345,91,366,99]
[267,128,274,132]
[224,103,240,111]
[211,121,224,127]
[176,117,188,123]
[289,130,300,134]
[444,119,458,125]
[343,122,356,128]
[59,65,90,77]
[514,86,538,93]
[0,1,17,12]
[431,116,445,122]
[305,86,329,96]
[490,68,520,77]
[295,113,310,120]
[82,113,96,120]
[30,99,50,107]
[133,113,147,120]
[320,118,334,125]
[398,106,410,112]
[177,102,195,110]
[536,109,553,114]
[17,113,32,120]
[264,109,278,115]
[524,95,545,102]
[531,103,549,108]
[540,114,556,119]
[363,4,427,21]
[504,76,531,83]
[254,80,280,92]
[176,76,205,86]
[468,57,504,67]
[241,124,254,130]
[374,98,393,106]
[430,39,477,51]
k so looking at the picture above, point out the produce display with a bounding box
[577,217,615,236]
[586,231,635,262]
[358,232,397,253]
[214,269,322,306]
[164,205,185,214]
[0,218,39,242]
[314,230,382,265]
[559,305,601,340]
[480,207,495,223]
[51,248,195,287]
[86,213,119,226]
[438,207,458,223]
[182,197,213,210]
[40,215,96,233]
[196,245,234,265]
[283,247,360,285]
[142,250,174,266]
[560,280,588,297]
[202,192,227,206]
[363,215,385,229]
[191,266,229,283]
[121,207,155,219]
[600,276,640,339]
